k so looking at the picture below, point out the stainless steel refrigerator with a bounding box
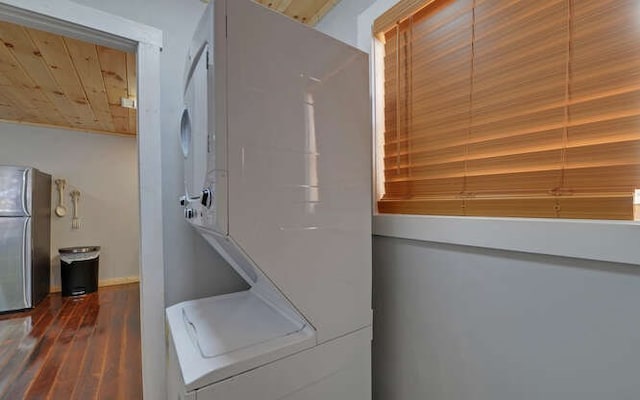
[0,166,51,312]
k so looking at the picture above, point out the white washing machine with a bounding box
[166,0,372,398]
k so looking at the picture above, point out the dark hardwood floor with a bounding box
[0,283,142,399]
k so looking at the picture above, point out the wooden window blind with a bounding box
[376,0,640,220]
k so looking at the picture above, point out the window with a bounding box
[375,0,640,220]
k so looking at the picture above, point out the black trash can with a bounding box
[59,246,100,297]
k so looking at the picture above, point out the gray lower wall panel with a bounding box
[373,236,640,400]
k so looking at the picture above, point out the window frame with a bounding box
[358,0,640,266]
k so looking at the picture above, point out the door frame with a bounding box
[0,1,165,398]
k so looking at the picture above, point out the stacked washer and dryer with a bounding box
[166,0,372,398]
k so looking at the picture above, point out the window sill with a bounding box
[373,214,640,265]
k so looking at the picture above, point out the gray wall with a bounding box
[71,0,246,305]
[373,237,640,400]
[317,2,640,400]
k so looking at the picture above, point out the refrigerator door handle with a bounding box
[22,218,32,307]
[21,168,30,216]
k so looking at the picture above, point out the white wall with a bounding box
[71,0,247,305]
[0,123,139,287]
[317,2,640,400]
[315,0,374,47]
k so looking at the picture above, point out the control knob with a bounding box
[184,208,196,219]
[201,188,213,208]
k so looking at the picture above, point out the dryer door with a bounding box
[181,45,210,224]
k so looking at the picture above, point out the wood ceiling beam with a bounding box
[308,0,340,26]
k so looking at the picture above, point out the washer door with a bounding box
[182,45,209,205]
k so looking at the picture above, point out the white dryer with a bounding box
[166,0,372,398]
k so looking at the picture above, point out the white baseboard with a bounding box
[50,275,140,293]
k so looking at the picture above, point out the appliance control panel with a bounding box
[178,169,225,235]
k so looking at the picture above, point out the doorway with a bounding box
[0,1,163,398]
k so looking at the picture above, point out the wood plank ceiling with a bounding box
[0,21,137,136]
[254,0,340,25]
